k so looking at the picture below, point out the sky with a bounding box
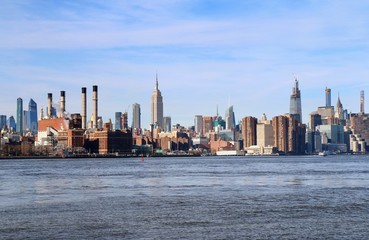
[1,0,369,128]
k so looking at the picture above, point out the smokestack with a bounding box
[82,87,87,129]
[360,90,365,114]
[60,91,66,114]
[47,93,52,118]
[92,85,98,129]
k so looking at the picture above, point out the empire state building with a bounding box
[151,74,163,128]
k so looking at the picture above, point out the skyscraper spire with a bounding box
[290,76,302,123]
[151,73,163,128]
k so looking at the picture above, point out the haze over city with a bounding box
[1,1,369,127]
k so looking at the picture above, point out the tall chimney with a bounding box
[82,87,87,129]
[92,85,98,129]
[47,93,52,118]
[360,90,365,114]
[60,91,66,114]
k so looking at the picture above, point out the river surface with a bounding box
[1,155,369,239]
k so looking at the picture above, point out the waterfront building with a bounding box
[256,114,274,147]
[0,115,6,130]
[242,116,257,149]
[163,116,171,132]
[158,131,189,152]
[194,115,203,136]
[151,74,163,129]
[132,103,141,130]
[225,105,235,130]
[350,113,369,145]
[16,98,23,134]
[289,78,302,123]
[350,134,366,153]
[286,114,306,154]
[84,128,132,155]
[273,115,288,153]
[273,115,306,154]
[115,112,122,130]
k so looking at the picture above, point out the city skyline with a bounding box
[1,1,369,127]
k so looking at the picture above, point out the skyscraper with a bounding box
[7,116,16,130]
[194,115,203,136]
[290,78,302,123]
[151,74,163,128]
[325,87,331,107]
[225,105,235,130]
[273,114,306,154]
[121,112,128,130]
[16,97,23,134]
[202,116,214,135]
[360,90,364,114]
[163,116,171,132]
[242,116,257,148]
[27,98,38,134]
[132,103,141,130]
[0,115,6,130]
[115,112,122,130]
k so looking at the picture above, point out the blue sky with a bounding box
[1,0,369,128]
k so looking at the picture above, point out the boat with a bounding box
[318,151,327,156]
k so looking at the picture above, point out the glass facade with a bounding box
[27,99,38,134]
[115,112,122,130]
[0,115,6,130]
[16,98,23,133]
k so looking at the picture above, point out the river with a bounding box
[1,155,369,239]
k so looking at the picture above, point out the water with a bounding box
[1,155,369,239]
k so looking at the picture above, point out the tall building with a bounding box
[290,78,302,123]
[115,112,122,130]
[7,116,16,130]
[242,116,257,148]
[163,116,171,132]
[27,98,38,134]
[225,105,236,130]
[257,114,274,147]
[335,96,344,121]
[16,97,23,134]
[273,115,306,154]
[151,74,163,128]
[0,115,6,130]
[121,112,128,130]
[309,113,322,131]
[132,103,141,130]
[325,87,331,107]
[194,115,203,136]
[202,116,214,135]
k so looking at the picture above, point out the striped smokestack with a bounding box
[92,85,98,129]
[60,91,66,114]
[47,93,52,118]
[82,87,87,129]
